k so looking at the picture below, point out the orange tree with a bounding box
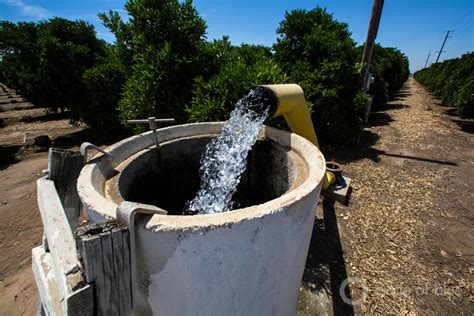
[0,18,106,117]
[273,7,369,144]
[414,53,473,118]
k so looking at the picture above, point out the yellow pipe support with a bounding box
[259,84,334,189]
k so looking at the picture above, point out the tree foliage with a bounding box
[358,44,410,110]
[82,51,127,131]
[0,18,106,118]
[414,53,473,118]
[1,2,413,143]
[0,21,40,100]
[273,7,369,143]
[110,0,209,131]
[187,38,287,122]
[35,18,106,115]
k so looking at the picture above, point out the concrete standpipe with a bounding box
[77,122,326,315]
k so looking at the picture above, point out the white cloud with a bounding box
[3,0,51,19]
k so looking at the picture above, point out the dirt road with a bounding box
[0,154,46,315]
[0,85,84,315]
[300,77,473,314]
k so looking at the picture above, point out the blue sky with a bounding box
[1,0,473,72]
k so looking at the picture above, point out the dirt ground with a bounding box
[0,78,472,315]
[0,86,85,315]
[299,77,473,314]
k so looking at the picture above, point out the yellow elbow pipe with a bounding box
[261,84,319,148]
[258,84,334,189]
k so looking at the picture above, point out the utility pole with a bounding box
[435,31,453,63]
[358,0,385,91]
[424,52,431,68]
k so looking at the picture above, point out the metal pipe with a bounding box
[80,142,113,164]
[257,84,335,189]
[260,84,319,148]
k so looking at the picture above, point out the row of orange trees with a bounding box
[1,0,410,143]
[414,53,473,118]
[359,44,410,110]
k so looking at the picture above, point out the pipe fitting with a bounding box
[257,84,319,148]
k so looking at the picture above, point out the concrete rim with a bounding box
[77,122,326,230]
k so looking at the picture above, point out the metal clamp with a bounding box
[80,142,113,163]
[116,201,168,309]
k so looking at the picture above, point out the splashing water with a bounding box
[184,87,274,215]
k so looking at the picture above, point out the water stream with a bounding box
[184,87,273,215]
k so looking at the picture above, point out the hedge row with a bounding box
[0,19,107,123]
[1,1,410,143]
[359,44,410,110]
[414,52,473,118]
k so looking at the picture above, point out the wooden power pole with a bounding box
[435,31,452,63]
[358,0,385,91]
[424,52,431,68]
[427,31,453,79]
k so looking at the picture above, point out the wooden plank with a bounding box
[121,230,132,314]
[48,148,84,230]
[77,222,131,315]
[80,235,106,315]
[101,232,113,316]
[111,230,123,315]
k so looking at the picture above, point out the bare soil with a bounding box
[0,78,472,315]
[0,86,85,315]
[299,77,473,315]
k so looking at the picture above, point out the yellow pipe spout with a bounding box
[261,84,319,148]
[258,84,334,189]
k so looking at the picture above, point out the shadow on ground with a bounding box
[434,101,473,135]
[321,130,380,163]
[444,108,459,117]
[452,119,474,134]
[301,198,355,315]
[390,88,412,101]
[384,103,409,111]
[323,131,457,167]
[0,128,129,170]
[321,95,458,167]
[52,128,127,150]
[368,112,394,127]
[0,145,22,170]
[21,111,70,123]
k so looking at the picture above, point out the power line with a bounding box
[457,16,473,32]
[450,9,473,30]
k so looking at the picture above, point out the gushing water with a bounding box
[184,87,273,215]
